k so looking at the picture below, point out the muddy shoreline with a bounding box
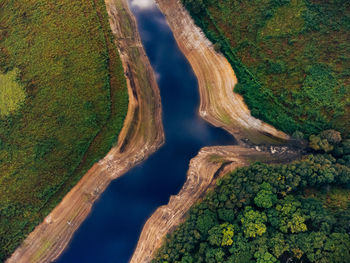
[6,0,164,262]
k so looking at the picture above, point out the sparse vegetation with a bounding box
[0,0,128,260]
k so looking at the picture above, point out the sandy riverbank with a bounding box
[155,0,290,145]
[129,0,298,262]
[6,0,164,262]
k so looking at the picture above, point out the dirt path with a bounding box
[155,0,289,145]
[6,0,164,262]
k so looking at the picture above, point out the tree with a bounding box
[254,182,277,208]
[217,208,235,222]
[254,251,278,263]
[276,196,307,233]
[309,134,333,152]
[205,248,225,263]
[208,225,222,247]
[181,254,194,263]
[241,207,267,238]
[320,129,342,144]
[153,147,350,263]
[208,223,234,247]
[222,223,234,246]
[287,214,307,233]
[196,210,217,235]
[270,233,289,258]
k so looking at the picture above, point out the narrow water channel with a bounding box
[56,1,236,262]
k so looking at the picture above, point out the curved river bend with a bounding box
[57,1,236,262]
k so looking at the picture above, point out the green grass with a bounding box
[182,0,350,136]
[0,0,128,261]
[260,0,306,37]
[0,69,26,117]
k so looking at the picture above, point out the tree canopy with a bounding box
[153,134,350,263]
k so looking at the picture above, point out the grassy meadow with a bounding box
[182,0,350,137]
[0,0,128,260]
[0,69,26,118]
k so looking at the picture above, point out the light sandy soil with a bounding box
[6,0,164,262]
[155,0,290,145]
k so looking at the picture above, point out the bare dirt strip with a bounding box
[154,0,290,145]
[6,0,164,262]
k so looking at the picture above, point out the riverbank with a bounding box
[6,0,164,262]
[129,0,299,261]
[130,145,300,263]
[155,0,290,145]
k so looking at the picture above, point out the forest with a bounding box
[182,0,350,136]
[0,0,128,261]
[153,131,350,263]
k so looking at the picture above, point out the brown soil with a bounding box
[6,0,164,262]
[155,0,290,145]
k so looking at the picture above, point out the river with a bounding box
[56,1,236,262]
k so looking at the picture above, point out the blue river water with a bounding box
[56,1,236,262]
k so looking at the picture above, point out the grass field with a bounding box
[0,0,128,260]
[0,69,26,118]
[182,0,350,137]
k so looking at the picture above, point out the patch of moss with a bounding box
[0,69,26,117]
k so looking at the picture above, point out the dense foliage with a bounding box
[0,0,128,260]
[153,135,350,263]
[182,0,350,136]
